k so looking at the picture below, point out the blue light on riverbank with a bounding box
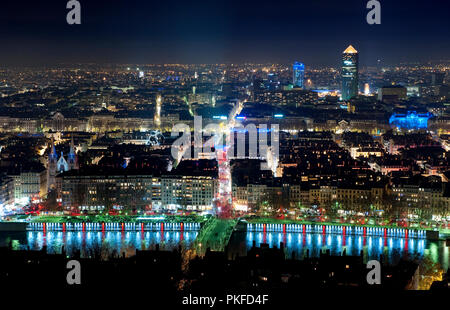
[244,231,438,266]
[22,231,198,257]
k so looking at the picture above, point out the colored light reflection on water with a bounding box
[17,231,197,257]
[1,230,448,270]
[237,231,448,268]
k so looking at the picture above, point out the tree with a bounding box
[417,257,444,290]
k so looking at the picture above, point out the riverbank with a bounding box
[242,216,450,237]
[1,214,449,239]
[0,222,27,232]
[4,214,208,224]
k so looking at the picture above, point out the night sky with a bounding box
[1,0,449,66]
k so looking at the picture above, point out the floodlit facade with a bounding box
[161,175,217,211]
[11,170,47,203]
[59,173,162,212]
[389,111,433,130]
[58,173,217,212]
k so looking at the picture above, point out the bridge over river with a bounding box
[192,218,238,255]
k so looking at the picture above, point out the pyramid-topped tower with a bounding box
[343,45,358,54]
[341,45,359,100]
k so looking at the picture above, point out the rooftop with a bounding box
[343,45,358,54]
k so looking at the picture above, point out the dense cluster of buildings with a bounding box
[0,49,449,223]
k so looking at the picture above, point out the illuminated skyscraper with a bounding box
[341,45,359,100]
[293,62,305,88]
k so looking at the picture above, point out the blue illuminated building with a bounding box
[389,111,433,130]
[293,61,305,88]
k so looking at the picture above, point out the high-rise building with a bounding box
[293,62,305,89]
[341,45,359,100]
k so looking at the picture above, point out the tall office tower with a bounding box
[341,45,359,100]
[293,62,305,88]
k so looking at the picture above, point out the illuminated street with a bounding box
[215,100,244,218]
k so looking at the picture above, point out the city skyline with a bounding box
[0,0,449,295]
